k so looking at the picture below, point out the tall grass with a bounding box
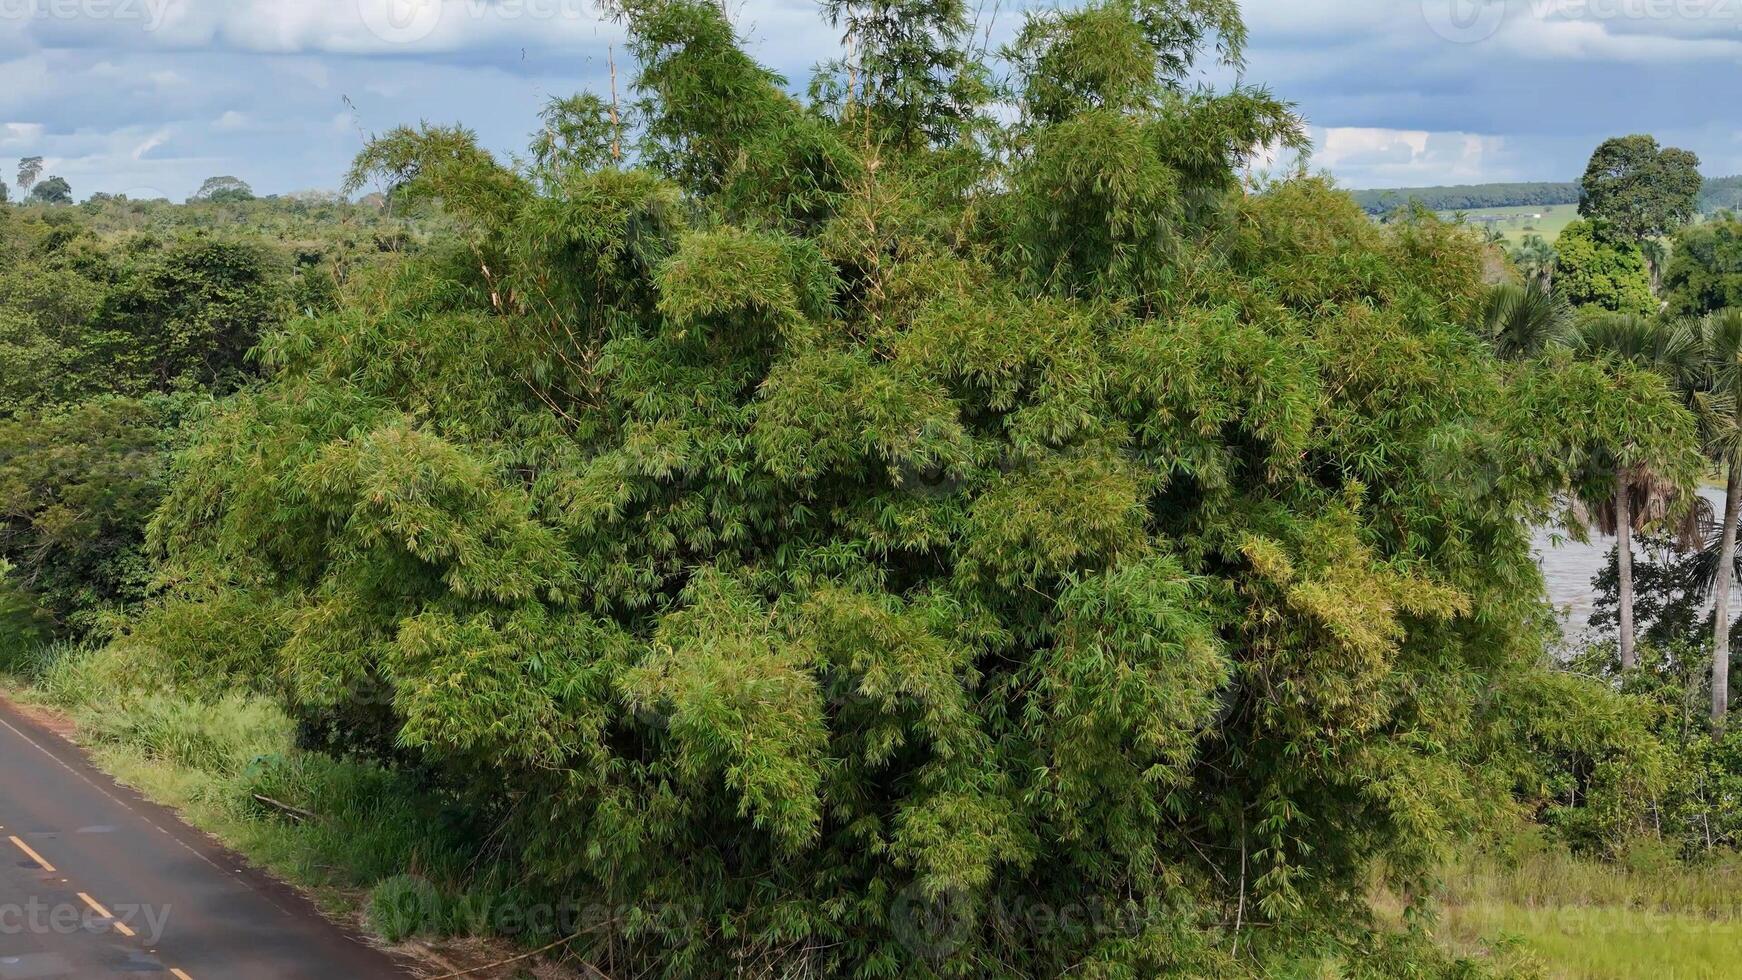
[1444,846,1742,920]
[1421,837,1742,979]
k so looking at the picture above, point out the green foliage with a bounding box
[1663,213,1742,317]
[1002,16,1303,310]
[0,215,290,412]
[121,5,1704,977]
[0,201,360,646]
[189,175,255,204]
[96,236,285,392]
[1508,233,1555,287]
[1007,0,1247,126]
[0,396,192,635]
[9,1,1709,977]
[1551,219,1656,316]
[1578,135,1702,244]
[16,156,42,194]
[817,0,989,148]
[1571,313,1697,386]
[367,875,444,942]
[0,560,53,673]
[1701,175,1742,213]
[1484,665,1673,853]
[1475,281,1573,360]
[27,176,72,205]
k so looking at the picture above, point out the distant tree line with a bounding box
[1351,181,1582,214]
[1352,176,1742,216]
[1701,175,1742,213]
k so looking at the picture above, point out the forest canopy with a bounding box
[2,0,1717,977]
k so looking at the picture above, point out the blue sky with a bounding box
[1,0,1738,200]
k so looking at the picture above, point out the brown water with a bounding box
[1533,486,1735,641]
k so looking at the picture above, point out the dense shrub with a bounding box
[1552,219,1656,317]
[1663,213,1742,317]
[59,0,1707,976]
[0,396,190,634]
[0,196,425,641]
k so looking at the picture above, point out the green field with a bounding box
[1392,849,1742,979]
[1443,903,1742,979]
[1440,203,1581,248]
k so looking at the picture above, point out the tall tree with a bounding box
[26,177,72,206]
[188,175,255,203]
[817,0,987,148]
[1698,308,1742,727]
[1579,135,1703,245]
[1574,313,1700,669]
[15,156,42,195]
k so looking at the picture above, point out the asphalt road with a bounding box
[0,694,413,979]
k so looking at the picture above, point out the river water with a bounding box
[1533,485,1736,641]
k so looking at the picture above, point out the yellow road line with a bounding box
[76,891,135,937]
[170,970,194,980]
[7,834,55,873]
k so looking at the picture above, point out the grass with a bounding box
[1439,204,1581,249]
[1413,844,1742,979]
[1442,903,1741,979]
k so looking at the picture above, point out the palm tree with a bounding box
[1476,280,1574,360]
[1695,309,1742,727]
[1574,313,1701,670]
[1642,239,1667,297]
[1510,234,1556,289]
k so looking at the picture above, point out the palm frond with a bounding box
[1475,281,1573,360]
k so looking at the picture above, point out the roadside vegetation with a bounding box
[4,0,1742,977]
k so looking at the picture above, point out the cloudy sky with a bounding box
[1,0,1738,200]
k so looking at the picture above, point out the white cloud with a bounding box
[0,0,1732,199]
[18,0,626,57]
[1319,127,1431,166]
[1314,126,1507,186]
[0,54,53,108]
[1,121,45,145]
[1492,11,1742,61]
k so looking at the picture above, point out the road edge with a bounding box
[0,687,423,978]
